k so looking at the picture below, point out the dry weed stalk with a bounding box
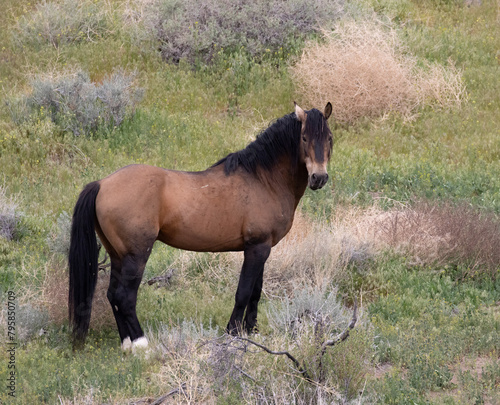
[292,19,466,124]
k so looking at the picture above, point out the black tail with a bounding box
[68,181,101,347]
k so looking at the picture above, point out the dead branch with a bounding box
[150,383,187,405]
[236,336,311,381]
[321,298,358,353]
[317,299,358,383]
[146,268,176,287]
[234,364,257,382]
[236,300,358,384]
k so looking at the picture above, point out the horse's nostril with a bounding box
[311,173,317,181]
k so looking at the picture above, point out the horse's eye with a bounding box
[302,136,307,143]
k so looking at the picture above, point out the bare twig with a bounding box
[321,299,358,353]
[236,336,311,381]
[150,382,187,405]
[234,364,257,382]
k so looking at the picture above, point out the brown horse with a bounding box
[69,103,333,350]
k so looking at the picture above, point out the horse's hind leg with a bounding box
[107,254,149,351]
[108,262,131,349]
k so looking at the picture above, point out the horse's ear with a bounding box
[294,102,306,123]
[324,102,332,120]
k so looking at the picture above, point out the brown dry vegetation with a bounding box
[292,20,466,124]
[362,201,500,275]
[42,258,114,330]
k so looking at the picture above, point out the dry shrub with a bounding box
[351,201,500,275]
[292,20,466,124]
[268,201,500,286]
[263,211,375,294]
[41,258,114,329]
[146,317,367,404]
[414,61,467,109]
[147,322,221,404]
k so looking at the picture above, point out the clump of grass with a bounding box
[128,0,344,64]
[13,0,111,49]
[0,186,23,241]
[15,304,50,342]
[47,211,72,256]
[292,19,466,124]
[10,69,143,137]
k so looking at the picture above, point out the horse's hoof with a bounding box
[225,324,240,336]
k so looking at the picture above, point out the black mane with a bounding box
[213,109,327,176]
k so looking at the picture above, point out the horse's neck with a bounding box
[292,164,309,207]
[264,156,309,208]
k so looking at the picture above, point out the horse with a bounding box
[69,102,333,350]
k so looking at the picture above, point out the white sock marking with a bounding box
[121,337,132,351]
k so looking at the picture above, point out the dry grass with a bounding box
[349,201,500,275]
[264,210,375,294]
[41,257,114,329]
[292,19,466,124]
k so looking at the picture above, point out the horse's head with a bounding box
[295,102,333,190]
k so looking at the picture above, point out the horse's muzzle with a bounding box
[309,173,329,190]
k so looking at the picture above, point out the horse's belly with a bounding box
[157,225,245,252]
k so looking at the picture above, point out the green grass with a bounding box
[0,0,499,403]
[367,255,499,403]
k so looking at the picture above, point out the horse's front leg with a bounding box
[226,242,271,335]
[242,268,263,334]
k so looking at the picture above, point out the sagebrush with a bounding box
[128,0,344,64]
[10,70,143,137]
